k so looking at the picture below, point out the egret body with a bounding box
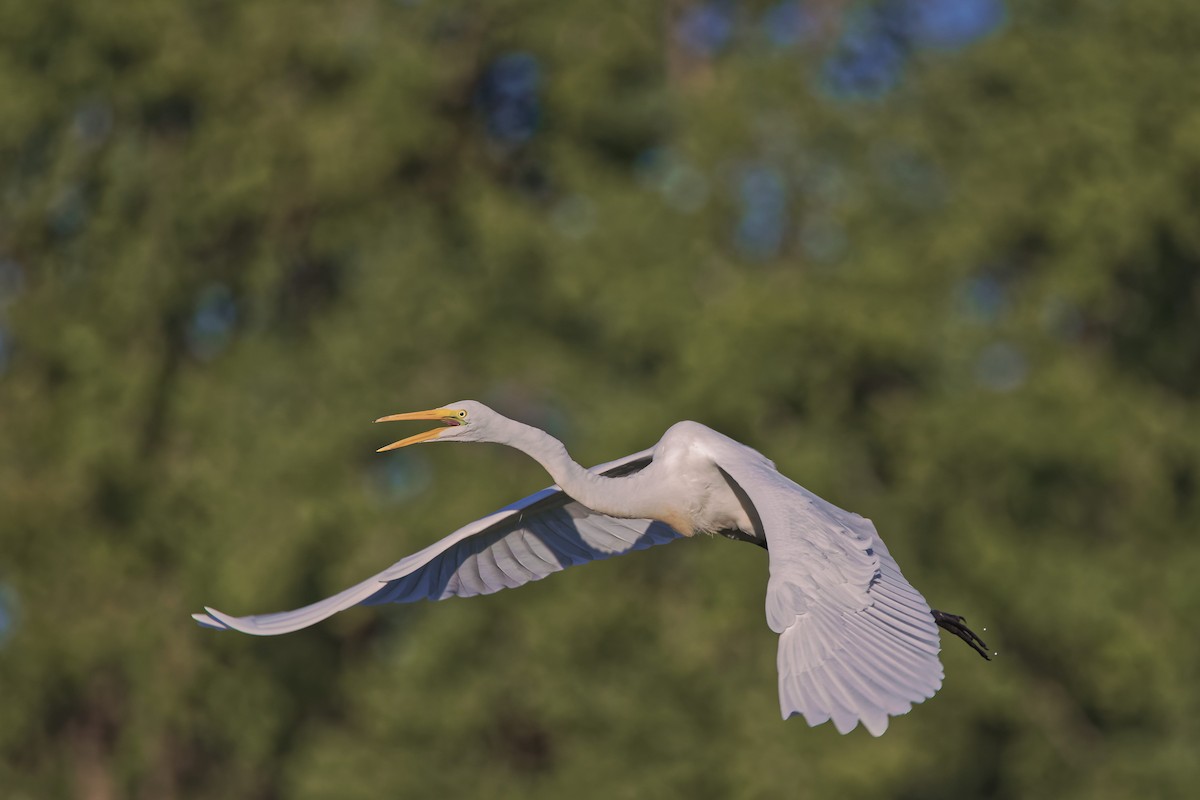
[195,400,987,736]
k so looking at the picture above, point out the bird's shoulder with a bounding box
[655,421,775,471]
[659,419,715,443]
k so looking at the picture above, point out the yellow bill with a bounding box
[375,408,464,452]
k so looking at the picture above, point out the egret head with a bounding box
[375,400,503,451]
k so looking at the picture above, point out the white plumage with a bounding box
[195,400,983,736]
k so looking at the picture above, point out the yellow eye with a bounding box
[457,410,467,419]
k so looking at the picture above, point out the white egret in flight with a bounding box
[195,400,988,736]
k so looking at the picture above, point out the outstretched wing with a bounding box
[194,449,681,635]
[717,454,943,737]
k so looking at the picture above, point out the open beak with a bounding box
[375,408,462,452]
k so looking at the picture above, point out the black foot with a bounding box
[931,609,991,660]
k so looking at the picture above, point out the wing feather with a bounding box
[515,528,562,570]
[716,451,943,737]
[490,538,536,585]
[194,449,682,635]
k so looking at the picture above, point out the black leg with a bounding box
[931,609,991,660]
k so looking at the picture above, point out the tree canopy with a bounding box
[2,1,1198,797]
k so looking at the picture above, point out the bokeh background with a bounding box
[3,0,1199,797]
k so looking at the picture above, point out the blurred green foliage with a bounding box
[2,0,1199,797]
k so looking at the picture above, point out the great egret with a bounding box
[195,400,988,736]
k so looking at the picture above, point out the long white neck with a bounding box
[498,419,659,519]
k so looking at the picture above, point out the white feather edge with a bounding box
[192,448,655,635]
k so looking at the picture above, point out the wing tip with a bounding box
[192,610,229,630]
[199,606,264,635]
